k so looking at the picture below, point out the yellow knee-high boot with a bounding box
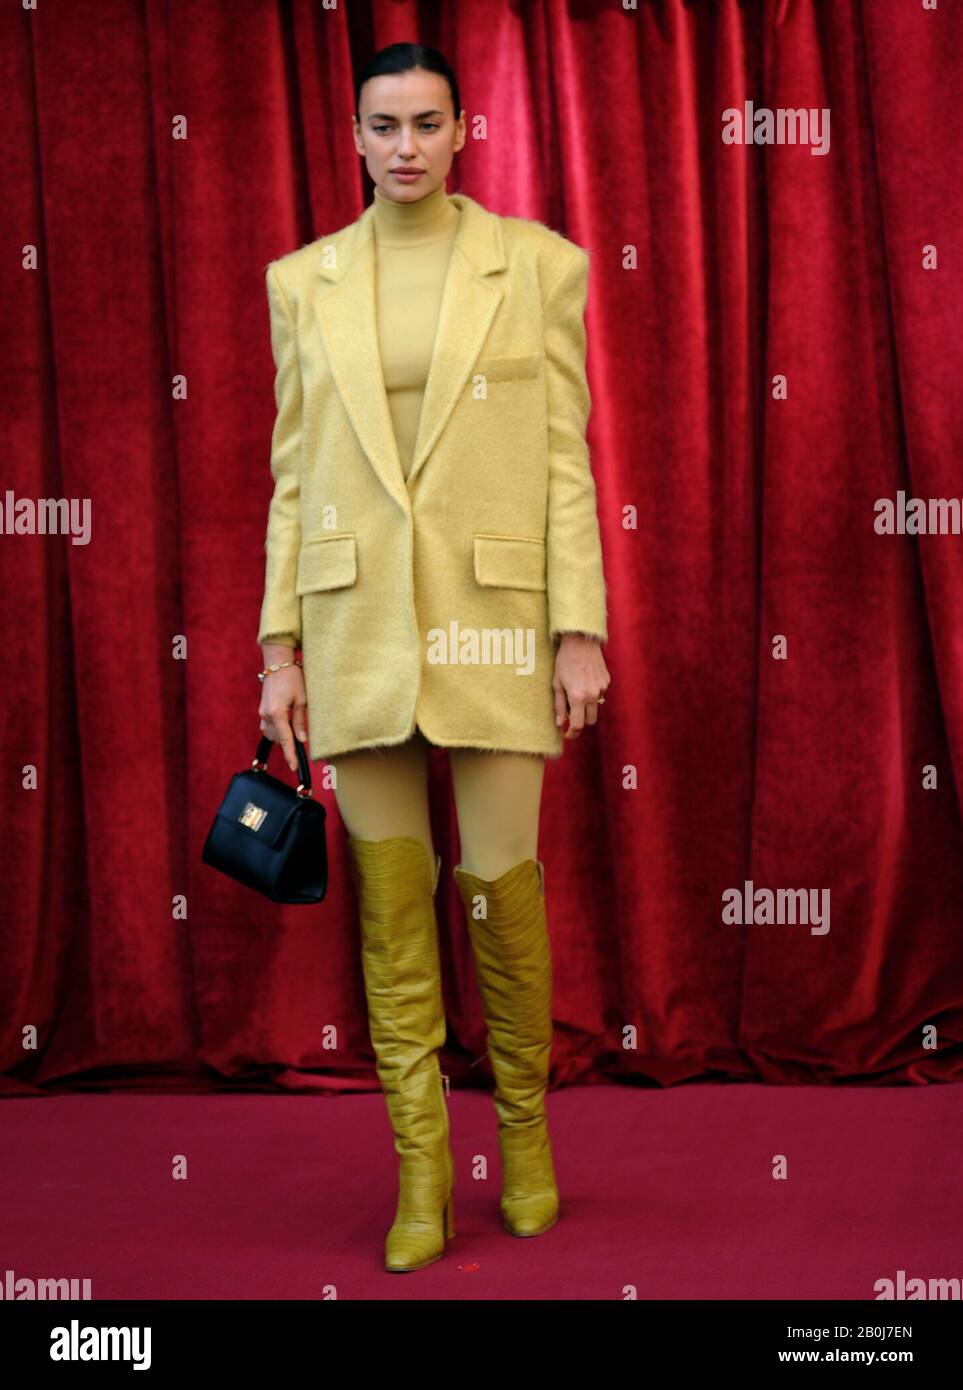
[452,858,559,1237]
[347,835,455,1272]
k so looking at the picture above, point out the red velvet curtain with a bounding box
[2,0,961,1097]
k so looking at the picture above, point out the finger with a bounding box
[553,680,568,727]
[565,697,586,738]
[275,717,297,773]
[584,699,600,727]
[291,697,309,744]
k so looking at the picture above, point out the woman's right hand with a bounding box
[258,646,308,774]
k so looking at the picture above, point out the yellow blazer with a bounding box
[257,191,608,760]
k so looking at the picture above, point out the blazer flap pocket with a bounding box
[474,534,547,591]
[473,353,543,382]
[296,534,357,595]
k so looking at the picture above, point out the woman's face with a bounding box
[353,68,465,202]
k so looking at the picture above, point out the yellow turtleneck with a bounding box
[372,182,461,479]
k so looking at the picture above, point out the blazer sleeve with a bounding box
[256,261,304,649]
[543,247,609,644]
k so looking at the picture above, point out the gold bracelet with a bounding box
[257,659,303,683]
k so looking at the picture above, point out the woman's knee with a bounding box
[456,839,538,882]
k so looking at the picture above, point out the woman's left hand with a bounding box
[553,633,611,739]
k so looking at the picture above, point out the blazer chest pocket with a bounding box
[473,353,543,383]
[296,534,357,594]
[474,534,547,592]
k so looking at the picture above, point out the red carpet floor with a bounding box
[0,1083,957,1300]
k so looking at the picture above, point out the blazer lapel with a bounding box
[315,192,506,512]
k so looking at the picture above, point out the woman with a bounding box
[256,42,610,1272]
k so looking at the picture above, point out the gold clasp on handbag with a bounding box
[239,801,268,831]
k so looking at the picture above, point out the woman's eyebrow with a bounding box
[366,109,446,121]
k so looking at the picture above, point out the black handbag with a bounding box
[201,732,328,904]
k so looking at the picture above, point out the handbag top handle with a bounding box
[253,727,313,794]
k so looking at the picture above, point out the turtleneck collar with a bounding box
[372,181,460,247]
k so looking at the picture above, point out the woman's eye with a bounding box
[372,123,439,134]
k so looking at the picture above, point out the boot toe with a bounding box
[502,1193,559,1236]
[385,1226,446,1271]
